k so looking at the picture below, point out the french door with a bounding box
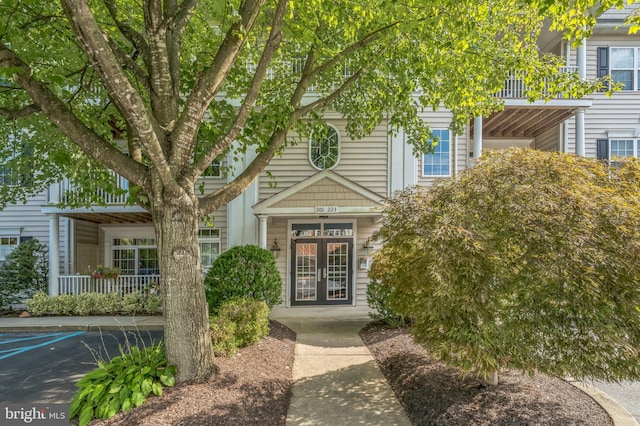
[291,238,353,306]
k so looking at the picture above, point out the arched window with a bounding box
[309,124,340,170]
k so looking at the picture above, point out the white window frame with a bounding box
[309,123,341,171]
[112,238,159,275]
[199,228,221,271]
[609,138,639,159]
[203,159,222,178]
[421,129,452,177]
[610,47,639,91]
[0,235,20,267]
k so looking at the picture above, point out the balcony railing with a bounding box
[496,67,579,99]
[58,274,160,295]
[50,171,129,205]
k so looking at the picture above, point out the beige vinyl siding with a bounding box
[417,110,469,187]
[0,189,66,273]
[198,176,228,253]
[267,217,288,306]
[260,119,388,201]
[533,125,561,152]
[565,36,640,158]
[354,218,380,306]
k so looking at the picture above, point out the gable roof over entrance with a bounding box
[253,170,385,217]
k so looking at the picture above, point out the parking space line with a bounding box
[0,331,86,361]
[0,333,66,345]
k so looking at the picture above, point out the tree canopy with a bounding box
[0,0,627,382]
[371,149,640,382]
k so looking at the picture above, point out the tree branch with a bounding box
[0,44,148,187]
[60,0,178,195]
[198,127,288,215]
[0,104,40,119]
[169,0,267,170]
[103,0,151,69]
[188,0,288,182]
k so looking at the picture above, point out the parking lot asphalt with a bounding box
[0,330,162,403]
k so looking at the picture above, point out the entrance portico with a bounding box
[253,170,384,307]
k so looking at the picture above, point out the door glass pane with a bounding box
[291,223,321,237]
[113,249,136,275]
[295,243,317,301]
[323,223,353,237]
[326,243,348,300]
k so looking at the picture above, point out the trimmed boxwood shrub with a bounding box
[205,245,282,314]
[209,297,270,357]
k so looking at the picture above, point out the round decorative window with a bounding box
[309,124,340,170]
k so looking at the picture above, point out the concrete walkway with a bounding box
[270,307,411,426]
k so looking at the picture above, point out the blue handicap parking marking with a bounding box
[0,331,85,361]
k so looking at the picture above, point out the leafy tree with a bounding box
[371,148,640,383]
[0,239,48,309]
[0,0,623,381]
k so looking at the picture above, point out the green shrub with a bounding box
[366,278,407,328]
[143,295,163,314]
[70,341,175,426]
[205,245,282,314]
[0,239,48,309]
[122,292,143,313]
[210,316,239,357]
[25,292,163,316]
[25,291,51,316]
[374,149,640,382]
[209,297,270,357]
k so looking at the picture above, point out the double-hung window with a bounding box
[199,228,220,270]
[598,47,640,91]
[422,129,451,177]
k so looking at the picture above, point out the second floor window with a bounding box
[599,47,640,91]
[309,124,340,170]
[422,129,451,177]
[610,48,639,90]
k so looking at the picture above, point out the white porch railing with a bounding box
[53,171,130,205]
[496,67,579,99]
[58,274,160,295]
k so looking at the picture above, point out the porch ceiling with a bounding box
[63,212,153,224]
[470,106,577,138]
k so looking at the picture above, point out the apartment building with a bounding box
[0,7,636,307]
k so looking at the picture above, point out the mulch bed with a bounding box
[93,320,296,425]
[360,323,613,426]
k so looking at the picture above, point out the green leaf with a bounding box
[159,373,175,387]
[151,382,163,397]
[78,405,94,426]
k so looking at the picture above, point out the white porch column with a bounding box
[472,116,483,160]
[575,108,586,157]
[575,38,587,157]
[258,215,268,250]
[48,214,60,296]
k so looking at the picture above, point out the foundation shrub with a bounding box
[209,297,270,357]
[205,245,282,314]
[0,239,48,309]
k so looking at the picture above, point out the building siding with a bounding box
[260,118,389,202]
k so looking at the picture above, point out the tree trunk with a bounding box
[151,194,216,383]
